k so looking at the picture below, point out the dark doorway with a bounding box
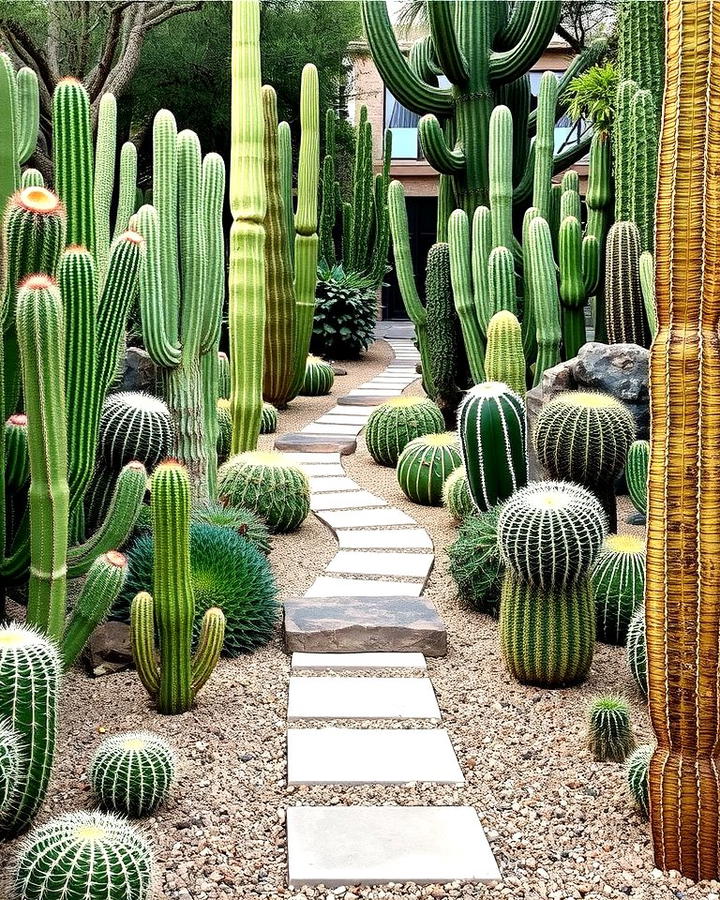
[382,195,438,320]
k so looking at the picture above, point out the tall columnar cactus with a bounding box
[135,115,225,496]
[485,311,526,397]
[458,381,527,513]
[558,214,599,359]
[626,439,649,516]
[645,0,720,880]
[425,242,462,425]
[0,53,39,220]
[130,462,225,715]
[0,624,60,838]
[605,221,651,347]
[525,216,561,386]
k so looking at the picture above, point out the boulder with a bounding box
[571,342,649,404]
[118,347,158,394]
[82,621,134,677]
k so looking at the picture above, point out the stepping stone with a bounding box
[284,594,447,656]
[337,394,393,407]
[311,491,387,512]
[323,405,374,417]
[291,652,427,671]
[309,476,360,493]
[337,528,433,550]
[300,463,346,477]
[301,422,363,436]
[287,676,440,720]
[275,433,357,455]
[316,415,369,426]
[305,577,423,598]
[282,452,341,464]
[318,508,417,529]
[286,806,501,887]
[287,728,463,785]
[326,550,434,580]
[357,385,403,393]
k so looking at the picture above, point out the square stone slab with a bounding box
[309,477,360,493]
[275,433,357,455]
[358,384,403,392]
[287,728,463,785]
[326,551,434,580]
[316,415,370,426]
[305,577,423,598]
[347,389,401,397]
[291,652,427,671]
[301,463,346,477]
[337,394,392,407]
[282,452,341,464]
[318,508,417,529]
[301,422,364,436]
[284,594,446,655]
[287,676,440,720]
[337,528,433,550]
[286,806,500,886]
[310,491,387,512]
[324,405,374,417]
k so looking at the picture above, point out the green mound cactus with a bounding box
[11,811,154,900]
[626,743,653,820]
[605,221,651,347]
[300,355,335,396]
[99,392,173,471]
[626,605,648,698]
[485,311,526,397]
[626,439,649,516]
[190,502,271,555]
[90,731,176,817]
[592,535,645,645]
[122,523,278,657]
[442,466,474,523]
[458,382,528,513]
[0,624,60,838]
[0,722,20,816]
[396,432,461,506]
[533,391,636,530]
[365,396,444,467]
[218,451,310,533]
[130,462,225,715]
[260,402,278,434]
[587,695,636,762]
[447,504,504,615]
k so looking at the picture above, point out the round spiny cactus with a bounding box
[365,396,444,467]
[626,744,652,820]
[447,505,504,615]
[499,570,595,687]
[191,502,271,555]
[442,466,474,522]
[498,481,607,590]
[300,355,335,396]
[587,695,636,762]
[217,399,232,464]
[533,391,636,528]
[99,391,173,471]
[592,534,645,645]
[90,732,176,817]
[260,401,278,434]
[11,811,154,900]
[626,439,649,516]
[626,606,648,698]
[218,451,310,533]
[396,432,461,506]
[0,722,20,816]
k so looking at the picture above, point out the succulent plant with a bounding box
[310,266,379,360]
[626,605,648,698]
[11,811,154,900]
[587,695,636,762]
[90,731,176,817]
[365,396,444,467]
[605,220,651,347]
[484,311,526,397]
[300,355,335,396]
[99,391,173,471]
[533,391,636,530]
[447,505,504,615]
[442,466,475,523]
[626,743,653,820]
[218,451,310,533]
[498,481,607,590]
[260,402,278,435]
[396,432,462,506]
[191,502,271,555]
[0,722,20,816]
[425,241,463,423]
[5,413,29,492]
[592,535,645,645]
[625,439,649,516]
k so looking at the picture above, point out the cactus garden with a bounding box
[2,0,720,897]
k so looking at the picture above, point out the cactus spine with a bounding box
[130,462,225,714]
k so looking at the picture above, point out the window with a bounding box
[384,76,451,160]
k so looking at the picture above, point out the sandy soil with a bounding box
[2,340,715,900]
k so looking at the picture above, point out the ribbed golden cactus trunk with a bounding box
[646,0,720,881]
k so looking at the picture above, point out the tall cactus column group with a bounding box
[646,0,720,881]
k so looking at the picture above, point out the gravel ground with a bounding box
[2,339,717,900]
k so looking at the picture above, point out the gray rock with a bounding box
[82,621,134,677]
[331,365,348,376]
[571,342,648,403]
[118,347,158,393]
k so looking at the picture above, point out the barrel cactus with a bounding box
[592,535,645,645]
[300,355,335,396]
[11,811,154,900]
[533,391,636,529]
[458,382,528,513]
[260,401,278,434]
[625,439,649,516]
[191,502,271,555]
[90,732,176,817]
[218,451,310,532]
[99,391,173,471]
[365,396,444,467]
[0,723,20,817]
[396,432,461,506]
[587,695,636,762]
[626,605,648,698]
[442,466,474,522]
[627,743,653,820]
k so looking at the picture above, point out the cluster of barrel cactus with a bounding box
[365,396,444,467]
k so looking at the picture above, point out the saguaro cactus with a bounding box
[645,0,720,880]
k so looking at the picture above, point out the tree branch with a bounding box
[86,1,135,100]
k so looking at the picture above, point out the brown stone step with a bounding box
[275,432,357,455]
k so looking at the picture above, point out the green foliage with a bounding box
[626,744,652,820]
[90,732,176,818]
[396,432,461,506]
[310,264,378,360]
[447,506,504,615]
[365,396,444,467]
[587,695,636,762]
[564,63,618,135]
[191,502,271,556]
